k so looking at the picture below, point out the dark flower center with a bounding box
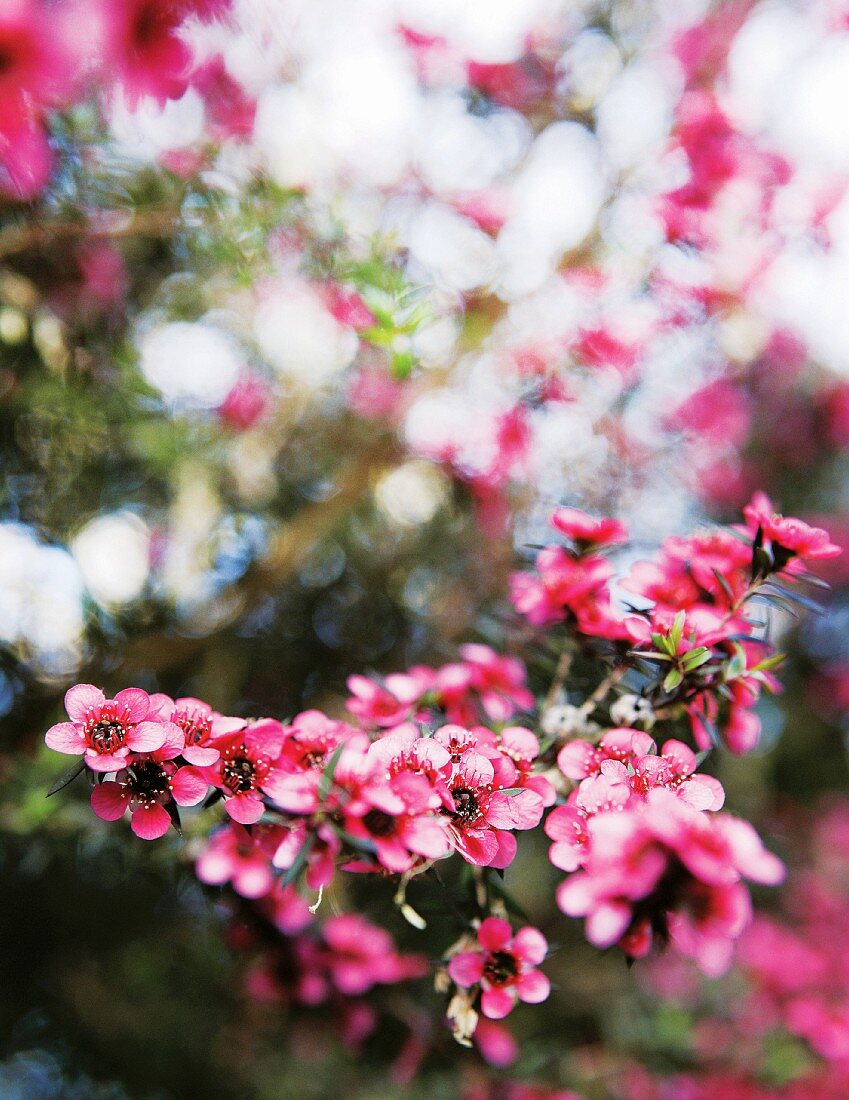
[89,720,126,754]
[363,809,396,837]
[126,760,169,803]
[451,787,480,822]
[484,950,518,984]
[222,753,257,794]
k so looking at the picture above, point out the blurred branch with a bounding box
[0,208,181,261]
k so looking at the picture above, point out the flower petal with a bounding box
[478,917,512,952]
[90,782,129,821]
[114,687,151,723]
[225,791,265,824]
[85,750,129,773]
[182,745,220,766]
[127,721,167,753]
[45,721,85,755]
[171,766,209,806]
[513,926,547,966]
[481,985,516,1019]
[516,970,550,1004]
[447,951,485,987]
[131,803,172,840]
[65,683,104,723]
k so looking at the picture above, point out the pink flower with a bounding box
[150,693,244,766]
[551,507,628,548]
[191,55,255,140]
[217,373,270,430]
[45,684,169,772]
[0,0,75,197]
[195,822,283,898]
[442,746,543,868]
[322,914,428,995]
[458,644,534,722]
[90,727,207,840]
[102,0,230,106]
[347,673,418,728]
[448,917,550,1019]
[206,719,288,824]
[554,790,783,974]
[743,491,842,566]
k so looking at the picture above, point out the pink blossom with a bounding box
[322,914,428,995]
[551,507,628,548]
[149,693,244,766]
[45,684,169,772]
[89,728,207,840]
[217,374,270,430]
[195,822,283,898]
[448,917,550,1019]
[205,719,288,824]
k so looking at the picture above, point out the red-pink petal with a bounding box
[513,926,547,966]
[516,970,550,1004]
[114,687,151,723]
[447,951,485,987]
[156,721,186,759]
[85,750,129,773]
[127,721,167,753]
[481,985,515,1019]
[45,721,85,755]
[182,744,220,766]
[478,917,512,952]
[225,791,265,824]
[65,683,105,723]
[90,782,129,821]
[233,863,274,899]
[171,766,208,806]
[486,789,543,831]
[131,803,172,840]
[489,829,518,870]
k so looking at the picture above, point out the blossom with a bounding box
[150,693,244,766]
[205,719,289,824]
[0,0,74,197]
[551,507,628,548]
[101,0,230,106]
[45,684,169,772]
[448,917,550,1019]
[89,726,207,840]
[555,791,784,974]
[441,745,543,868]
[742,491,842,566]
[195,822,284,898]
[322,914,428,995]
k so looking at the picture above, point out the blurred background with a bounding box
[4,0,849,1096]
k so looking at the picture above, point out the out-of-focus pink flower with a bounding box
[196,822,284,898]
[217,374,270,431]
[191,54,255,139]
[448,917,550,1019]
[102,0,230,106]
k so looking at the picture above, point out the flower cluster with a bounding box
[347,643,534,729]
[40,501,837,1044]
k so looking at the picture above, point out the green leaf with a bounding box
[46,759,86,798]
[725,644,747,680]
[663,668,683,693]
[669,610,686,651]
[682,647,712,671]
